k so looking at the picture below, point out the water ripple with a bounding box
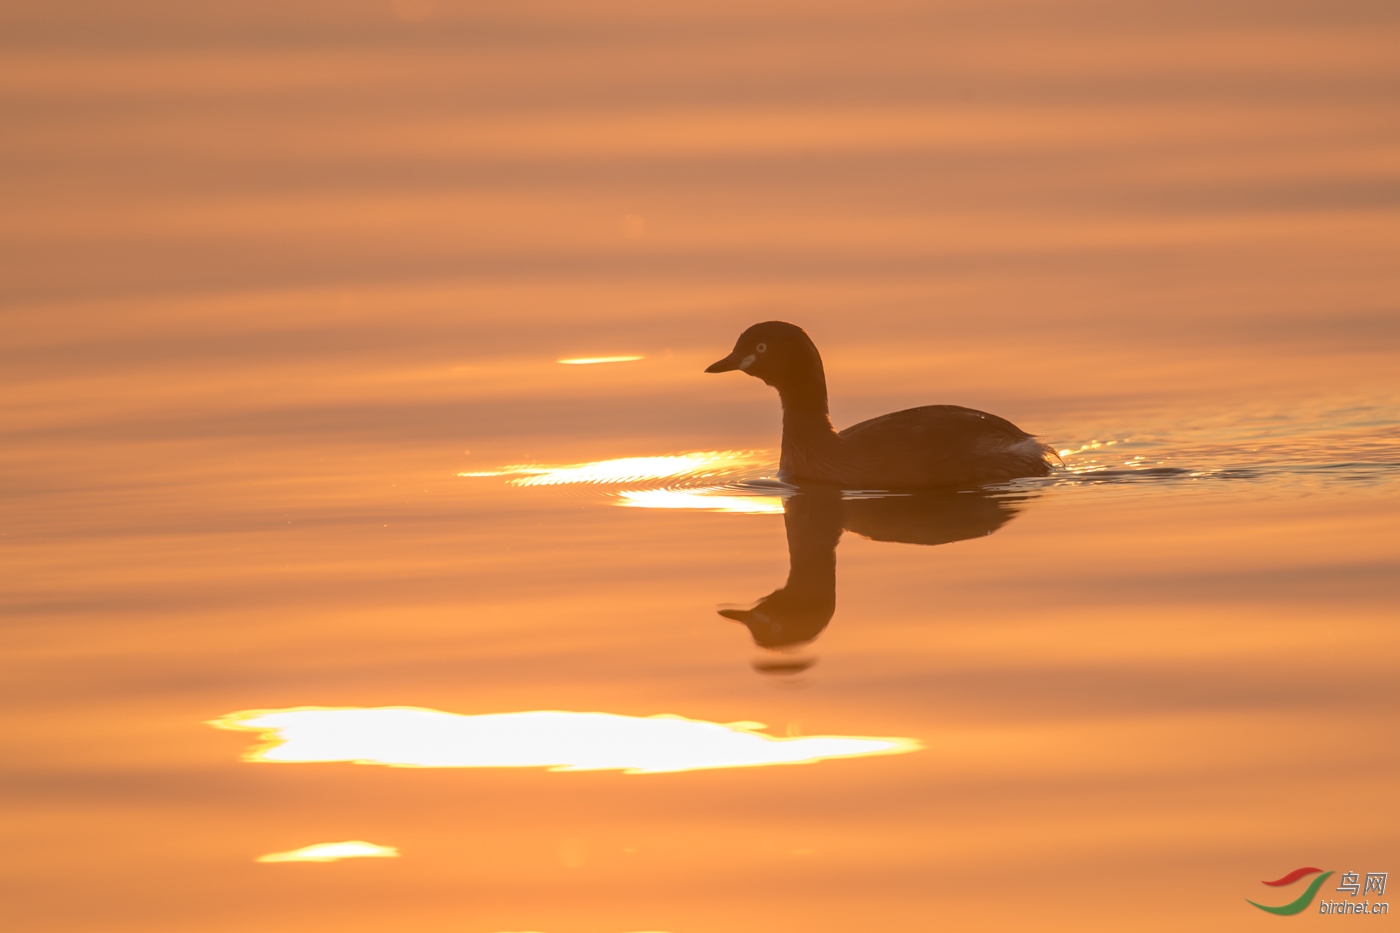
[458,398,1400,507]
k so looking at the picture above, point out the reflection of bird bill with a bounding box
[720,486,1038,658]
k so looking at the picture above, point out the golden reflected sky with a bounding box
[459,451,766,487]
[557,356,645,365]
[459,449,790,509]
[212,707,920,773]
[1,1,1397,931]
[257,841,399,863]
[617,488,786,513]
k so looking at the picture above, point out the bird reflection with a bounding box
[718,485,1036,672]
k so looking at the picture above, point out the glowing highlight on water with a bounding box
[557,355,644,365]
[210,707,921,774]
[257,841,399,863]
[459,451,764,486]
[617,487,785,513]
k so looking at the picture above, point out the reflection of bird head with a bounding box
[718,586,834,650]
[716,483,842,652]
[716,487,1038,656]
[704,321,826,396]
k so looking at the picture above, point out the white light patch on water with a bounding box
[557,355,644,364]
[210,708,921,774]
[617,487,786,513]
[257,841,398,863]
[459,451,764,486]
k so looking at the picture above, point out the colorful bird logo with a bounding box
[1247,867,1334,915]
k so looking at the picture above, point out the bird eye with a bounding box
[756,343,767,353]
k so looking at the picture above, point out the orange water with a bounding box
[3,2,1398,931]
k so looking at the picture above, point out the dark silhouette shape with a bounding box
[719,486,843,649]
[719,485,1034,655]
[706,321,1053,488]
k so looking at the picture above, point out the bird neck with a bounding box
[777,380,838,478]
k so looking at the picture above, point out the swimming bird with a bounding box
[705,321,1053,488]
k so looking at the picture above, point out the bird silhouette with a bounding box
[706,321,1053,488]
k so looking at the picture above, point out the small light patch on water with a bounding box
[557,356,645,365]
[257,841,398,863]
[618,487,787,513]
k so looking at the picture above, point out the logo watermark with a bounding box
[1247,866,1389,916]
[1319,870,1390,916]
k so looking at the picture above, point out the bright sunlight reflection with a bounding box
[459,451,764,486]
[257,841,398,863]
[617,487,785,513]
[210,708,921,774]
[557,355,644,364]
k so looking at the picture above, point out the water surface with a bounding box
[2,2,1399,931]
